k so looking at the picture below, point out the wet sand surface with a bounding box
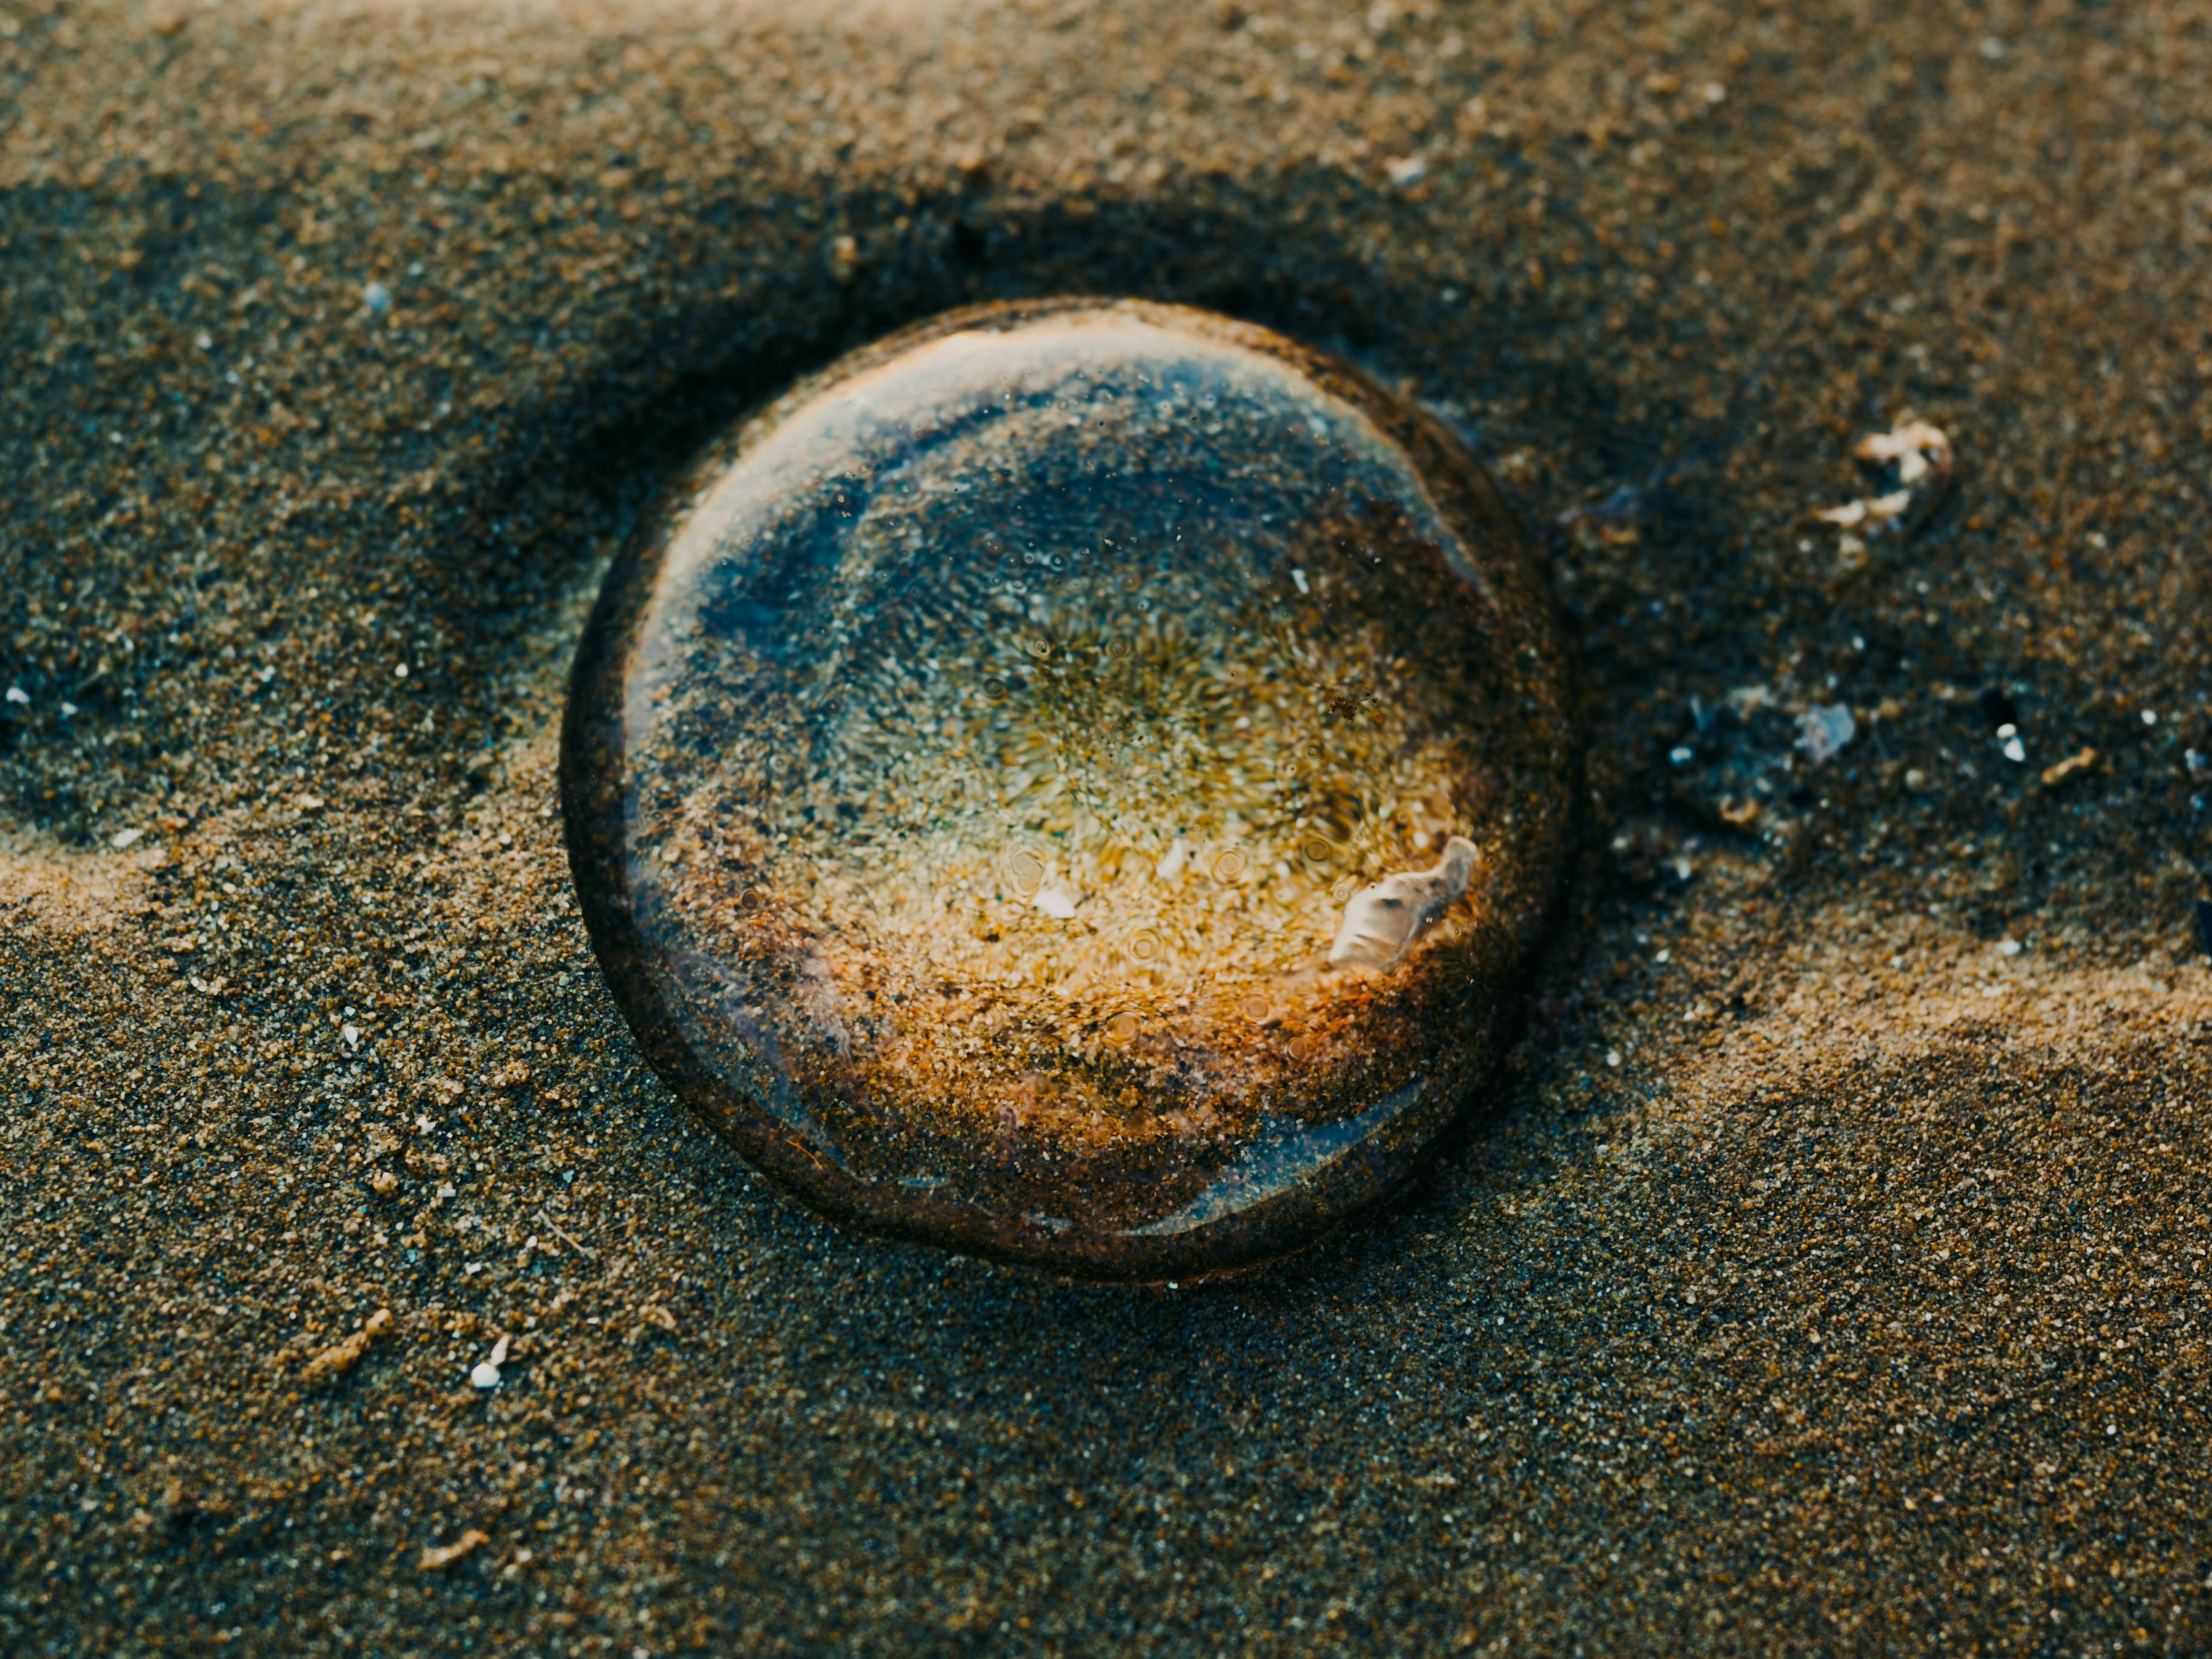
[5,1,2211,1652]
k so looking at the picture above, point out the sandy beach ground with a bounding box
[5,0,2211,1652]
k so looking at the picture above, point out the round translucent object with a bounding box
[562,298,1580,1279]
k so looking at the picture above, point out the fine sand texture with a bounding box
[5,1,2212,1653]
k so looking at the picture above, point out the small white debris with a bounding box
[1383,154,1427,187]
[1797,704,1857,766]
[2141,708,2158,726]
[1815,490,1914,528]
[1997,723,2026,763]
[395,662,410,679]
[294,793,325,810]
[1669,745,1694,765]
[362,280,392,315]
[471,1333,510,1389]
[1856,421,1952,485]
[1605,1050,1622,1068]
[1702,81,1726,103]
[5,685,28,704]
[111,827,145,850]
[342,1024,361,1049]
[1156,839,1192,882]
[1995,938,2024,956]
[1814,420,1955,568]
[1032,878,1082,921]
[1329,836,1478,969]
[1290,566,1310,596]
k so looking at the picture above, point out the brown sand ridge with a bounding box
[5,0,2212,1652]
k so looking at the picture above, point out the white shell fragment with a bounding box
[1155,839,1192,883]
[1032,878,1082,920]
[1328,837,1479,969]
[1814,419,1955,547]
[1854,419,1952,485]
[1814,490,1913,528]
[471,1332,510,1389]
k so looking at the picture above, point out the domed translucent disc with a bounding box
[563,298,1579,1278]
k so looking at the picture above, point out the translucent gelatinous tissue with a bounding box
[562,298,1580,1279]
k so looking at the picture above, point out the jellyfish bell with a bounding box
[561,296,1581,1279]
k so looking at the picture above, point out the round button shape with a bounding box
[562,297,1580,1279]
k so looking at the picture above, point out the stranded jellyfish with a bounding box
[561,297,1580,1279]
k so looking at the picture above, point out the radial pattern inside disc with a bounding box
[562,298,1580,1278]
